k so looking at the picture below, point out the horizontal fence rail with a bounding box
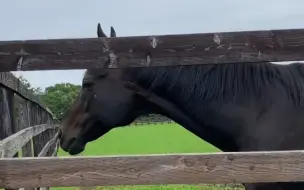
[1,28,304,71]
[38,131,59,157]
[2,26,304,189]
[0,124,58,158]
[1,150,304,188]
[0,72,54,115]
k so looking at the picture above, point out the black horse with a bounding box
[59,24,304,190]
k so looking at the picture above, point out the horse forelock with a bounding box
[128,62,304,107]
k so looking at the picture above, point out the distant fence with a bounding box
[0,72,58,189]
[132,114,173,126]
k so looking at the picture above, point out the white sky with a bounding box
[1,0,304,90]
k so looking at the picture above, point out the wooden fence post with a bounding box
[31,105,52,190]
[0,88,14,140]
[13,94,35,190]
[0,88,18,190]
[46,113,57,156]
[31,104,42,190]
[32,105,47,157]
[0,88,17,153]
[16,95,34,157]
[40,110,54,157]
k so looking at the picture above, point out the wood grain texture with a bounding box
[0,72,54,117]
[0,88,19,158]
[14,95,32,157]
[51,139,59,157]
[1,150,304,188]
[32,106,47,158]
[37,132,59,157]
[1,28,304,71]
[0,124,57,158]
[22,101,33,157]
[40,112,57,157]
[0,88,15,141]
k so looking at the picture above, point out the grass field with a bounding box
[55,123,244,190]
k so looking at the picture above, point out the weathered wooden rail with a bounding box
[0,72,58,190]
[2,27,304,188]
[2,150,304,188]
[1,27,304,71]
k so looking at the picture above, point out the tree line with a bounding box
[18,76,80,121]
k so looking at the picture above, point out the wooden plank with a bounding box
[0,124,56,158]
[0,72,54,117]
[38,110,50,157]
[1,150,304,188]
[28,106,53,190]
[0,88,18,190]
[0,88,15,141]
[34,111,53,190]
[50,139,59,157]
[45,114,57,157]
[32,106,45,158]
[23,102,35,190]
[0,88,18,158]
[1,28,304,71]
[21,101,33,157]
[13,94,31,157]
[37,132,59,157]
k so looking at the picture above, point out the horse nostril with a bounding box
[67,137,76,148]
[60,136,77,151]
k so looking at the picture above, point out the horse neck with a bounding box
[126,66,239,151]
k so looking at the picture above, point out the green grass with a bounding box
[58,123,219,156]
[56,123,243,190]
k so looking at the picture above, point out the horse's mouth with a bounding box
[67,138,86,155]
[60,115,96,155]
[60,135,86,155]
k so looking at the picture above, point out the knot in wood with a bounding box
[249,165,255,171]
[181,158,195,167]
[206,162,216,171]
[128,168,138,172]
[149,37,158,48]
[226,155,235,161]
[213,34,221,45]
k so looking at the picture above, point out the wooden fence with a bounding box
[2,27,304,188]
[0,72,58,189]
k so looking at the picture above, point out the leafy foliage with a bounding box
[18,76,81,121]
[18,76,43,96]
[40,83,81,121]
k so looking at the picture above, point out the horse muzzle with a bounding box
[60,136,85,155]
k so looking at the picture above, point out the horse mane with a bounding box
[129,62,304,107]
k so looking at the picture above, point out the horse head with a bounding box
[59,24,162,155]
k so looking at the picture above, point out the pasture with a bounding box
[56,123,243,190]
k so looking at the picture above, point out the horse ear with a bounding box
[97,23,107,37]
[110,26,116,37]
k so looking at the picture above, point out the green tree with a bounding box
[40,83,81,121]
[18,76,43,96]
[18,76,81,121]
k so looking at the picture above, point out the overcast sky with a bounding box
[1,0,304,90]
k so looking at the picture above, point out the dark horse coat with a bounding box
[59,25,304,190]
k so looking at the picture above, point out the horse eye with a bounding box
[83,83,93,89]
